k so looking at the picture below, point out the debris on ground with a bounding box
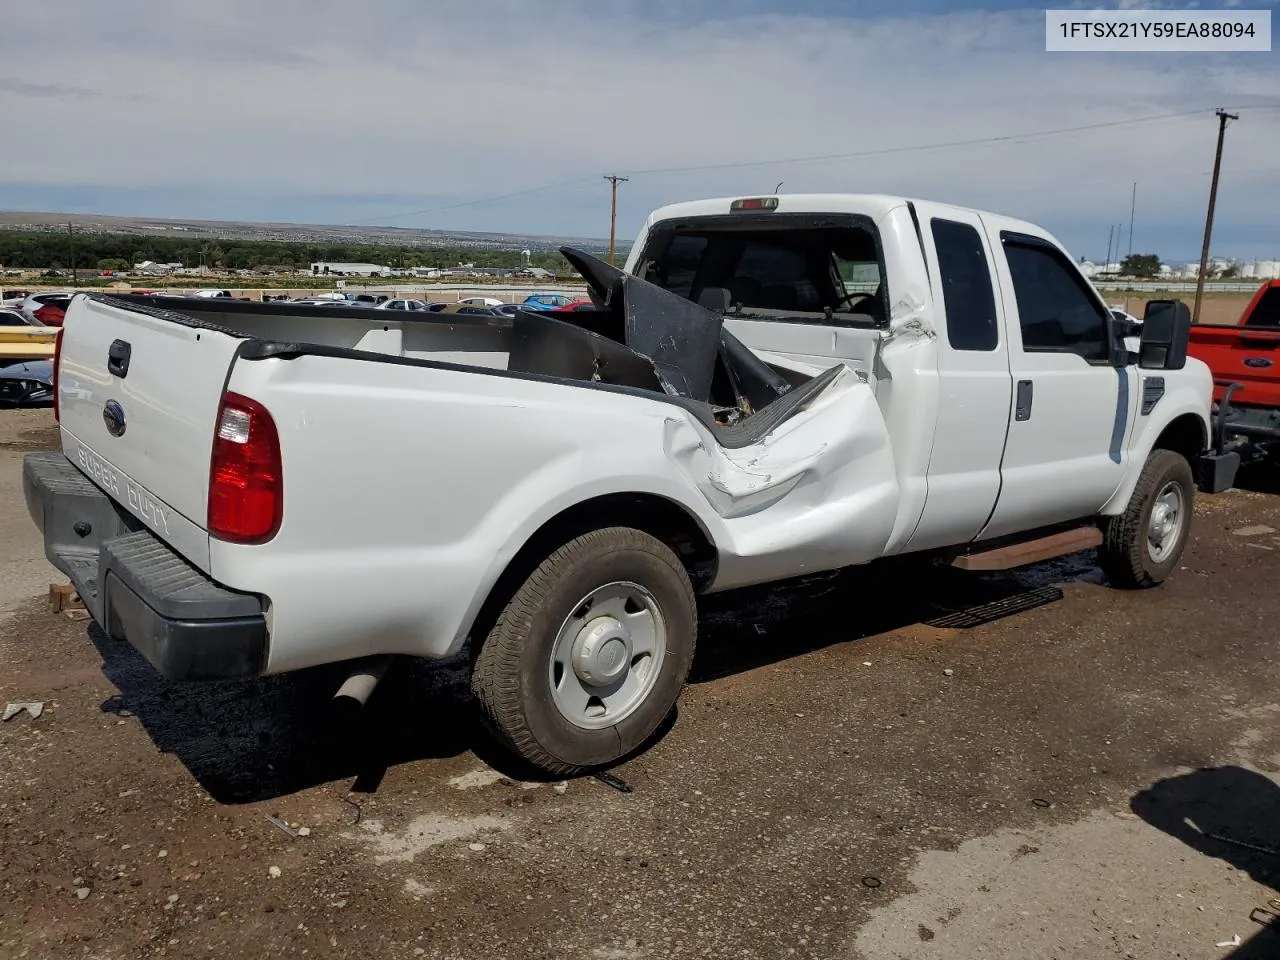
[1233,525,1276,537]
[944,669,955,677]
[553,782,568,795]
[2,701,44,721]
[1216,934,1242,948]
[268,866,282,879]
[593,771,633,794]
[266,814,300,838]
[47,582,83,613]
[468,842,487,852]
[74,887,90,901]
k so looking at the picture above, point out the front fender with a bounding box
[1100,368,1211,516]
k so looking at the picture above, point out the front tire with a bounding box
[471,527,697,776]
[1099,449,1195,589]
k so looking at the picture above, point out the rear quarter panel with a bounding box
[213,355,899,673]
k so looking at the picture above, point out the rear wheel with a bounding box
[1099,449,1195,589]
[471,527,697,776]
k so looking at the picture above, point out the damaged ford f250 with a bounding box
[25,194,1217,775]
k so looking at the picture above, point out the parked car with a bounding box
[1186,279,1280,478]
[551,299,595,313]
[520,293,577,311]
[457,296,504,308]
[425,302,452,313]
[24,193,1213,777]
[20,292,75,326]
[194,289,234,299]
[376,299,429,312]
[0,359,52,406]
[492,303,522,318]
[433,303,504,317]
[0,307,32,326]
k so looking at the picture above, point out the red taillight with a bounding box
[52,327,64,422]
[33,305,65,326]
[208,392,283,544]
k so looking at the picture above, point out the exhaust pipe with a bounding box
[334,655,393,707]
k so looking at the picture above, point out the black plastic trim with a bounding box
[23,452,268,681]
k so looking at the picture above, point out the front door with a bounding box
[979,226,1134,540]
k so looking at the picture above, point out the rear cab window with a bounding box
[634,213,887,327]
[1244,286,1280,328]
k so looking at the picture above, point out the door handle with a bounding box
[108,339,131,378]
[1015,379,1033,421]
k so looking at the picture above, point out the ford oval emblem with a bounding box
[102,399,126,437]
[1244,357,1273,369]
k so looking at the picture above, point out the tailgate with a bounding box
[1188,323,1280,408]
[57,296,247,566]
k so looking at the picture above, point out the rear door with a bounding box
[902,205,1013,552]
[57,296,246,567]
[979,224,1133,539]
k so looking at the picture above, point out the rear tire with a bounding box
[471,527,696,776]
[1099,449,1194,589]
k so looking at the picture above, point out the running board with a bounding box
[951,525,1102,572]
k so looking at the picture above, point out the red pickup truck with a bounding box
[1187,280,1280,467]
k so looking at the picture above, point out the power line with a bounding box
[618,107,1220,177]
[354,176,601,225]
[359,104,1280,227]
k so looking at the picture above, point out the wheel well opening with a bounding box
[1153,414,1208,464]
[468,494,718,654]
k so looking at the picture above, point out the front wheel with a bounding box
[1099,449,1195,589]
[471,527,697,776]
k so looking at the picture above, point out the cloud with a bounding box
[0,0,1276,259]
[0,77,98,100]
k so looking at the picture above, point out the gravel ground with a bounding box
[1,408,1278,960]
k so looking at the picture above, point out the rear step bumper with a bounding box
[23,451,268,681]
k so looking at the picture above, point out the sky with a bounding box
[0,0,1277,263]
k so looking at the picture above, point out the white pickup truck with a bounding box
[25,194,1220,775]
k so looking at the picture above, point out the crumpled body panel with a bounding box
[663,366,901,590]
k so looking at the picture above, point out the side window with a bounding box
[931,218,998,351]
[1002,236,1110,362]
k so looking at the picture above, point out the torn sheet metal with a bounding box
[663,367,900,588]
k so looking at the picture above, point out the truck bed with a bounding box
[1188,322,1280,408]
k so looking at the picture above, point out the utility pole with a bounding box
[1194,109,1238,323]
[604,175,629,266]
[1105,225,1115,273]
[68,222,76,282]
[1127,181,1136,259]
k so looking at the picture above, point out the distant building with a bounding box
[132,261,183,276]
[513,267,558,280]
[311,262,392,278]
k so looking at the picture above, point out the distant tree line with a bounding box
[0,231,590,274]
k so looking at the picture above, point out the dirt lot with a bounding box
[3,408,1280,960]
[1112,293,1252,327]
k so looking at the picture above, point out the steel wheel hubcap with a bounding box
[1146,481,1185,563]
[549,581,665,730]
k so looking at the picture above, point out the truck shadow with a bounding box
[89,551,1100,805]
[1131,766,1280,959]
[690,551,1100,683]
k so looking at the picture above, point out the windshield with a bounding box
[635,216,885,325]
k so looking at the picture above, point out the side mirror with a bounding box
[1139,299,1191,370]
